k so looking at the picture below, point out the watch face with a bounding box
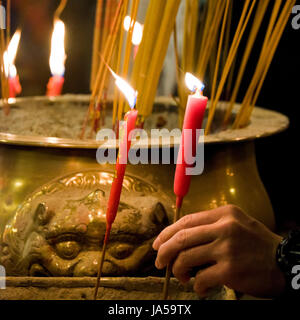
[283,231,300,266]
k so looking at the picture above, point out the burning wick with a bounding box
[3,30,22,101]
[162,73,208,300]
[94,65,138,300]
[107,65,138,110]
[185,72,205,96]
[123,15,143,59]
[47,19,66,97]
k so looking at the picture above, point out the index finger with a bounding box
[153,207,224,251]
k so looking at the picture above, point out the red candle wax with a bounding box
[174,93,208,209]
[9,76,22,98]
[46,75,64,97]
[106,109,138,228]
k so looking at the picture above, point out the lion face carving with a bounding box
[0,172,171,277]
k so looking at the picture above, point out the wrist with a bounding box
[271,235,286,296]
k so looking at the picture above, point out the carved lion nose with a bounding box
[72,251,117,277]
[73,252,100,277]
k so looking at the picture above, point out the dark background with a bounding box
[232,0,300,228]
[7,0,300,228]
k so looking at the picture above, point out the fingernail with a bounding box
[155,260,162,269]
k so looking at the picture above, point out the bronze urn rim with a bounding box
[0,95,289,149]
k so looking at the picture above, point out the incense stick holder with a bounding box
[0,95,288,299]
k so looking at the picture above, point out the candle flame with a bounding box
[104,61,137,109]
[3,30,21,78]
[123,16,143,46]
[49,19,66,76]
[185,73,205,94]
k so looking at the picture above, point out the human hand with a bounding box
[153,205,285,298]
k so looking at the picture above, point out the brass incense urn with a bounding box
[0,95,289,300]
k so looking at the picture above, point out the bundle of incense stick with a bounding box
[174,0,295,132]
[131,0,181,121]
[82,0,181,137]
[232,0,296,128]
[86,0,293,135]
[0,0,11,115]
[82,0,127,138]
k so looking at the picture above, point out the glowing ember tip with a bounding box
[49,19,66,76]
[185,72,205,94]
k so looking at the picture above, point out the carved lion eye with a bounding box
[55,241,81,260]
[109,243,135,260]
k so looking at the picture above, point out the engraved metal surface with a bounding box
[0,170,171,277]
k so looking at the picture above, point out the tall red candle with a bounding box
[174,73,208,209]
[47,19,66,97]
[103,66,138,237]
[105,109,138,230]
[163,73,208,301]
[3,30,22,99]
[94,65,138,300]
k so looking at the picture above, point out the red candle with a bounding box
[174,73,208,209]
[3,30,22,99]
[94,65,138,300]
[104,66,138,239]
[105,109,138,232]
[46,75,64,97]
[9,76,22,98]
[47,19,66,97]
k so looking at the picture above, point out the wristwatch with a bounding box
[276,229,300,297]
